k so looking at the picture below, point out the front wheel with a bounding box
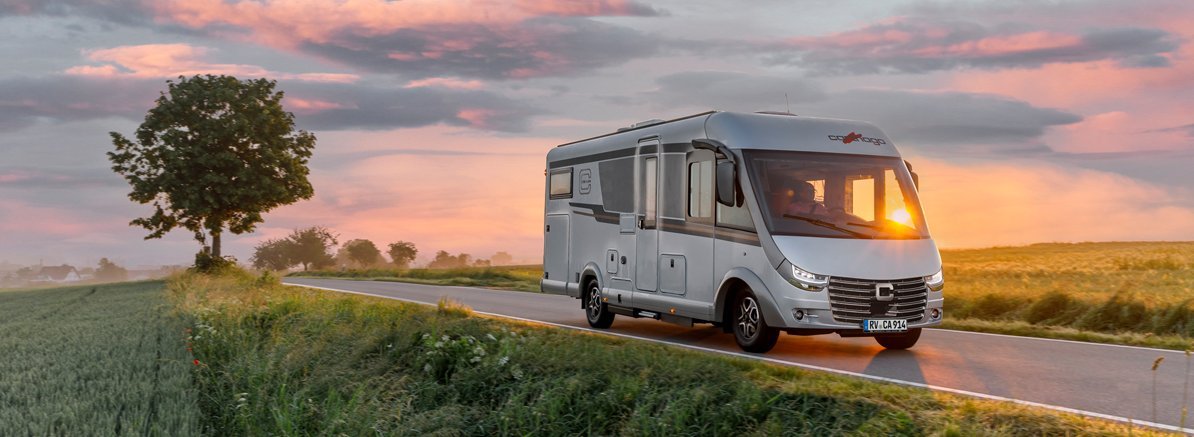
[585,281,615,329]
[875,328,922,350]
[732,290,780,353]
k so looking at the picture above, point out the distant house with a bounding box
[35,265,81,283]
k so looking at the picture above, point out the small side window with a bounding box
[549,168,573,199]
[688,160,713,220]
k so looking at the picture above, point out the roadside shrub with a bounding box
[955,293,1022,320]
[1024,291,1085,325]
[1075,292,1149,333]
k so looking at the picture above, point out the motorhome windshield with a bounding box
[744,150,928,240]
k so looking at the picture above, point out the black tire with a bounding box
[584,280,615,329]
[875,328,922,350]
[731,289,780,353]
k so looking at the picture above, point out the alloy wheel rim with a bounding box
[736,296,760,340]
[587,286,602,321]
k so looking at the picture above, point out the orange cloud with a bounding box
[65,43,358,82]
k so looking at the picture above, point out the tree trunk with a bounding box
[212,230,222,259]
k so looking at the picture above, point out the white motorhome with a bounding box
[541,111,943,352]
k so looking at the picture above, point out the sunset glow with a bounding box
[1,0,1193,268]
[889,209,912,226]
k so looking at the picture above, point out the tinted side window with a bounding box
[549,168,572,199]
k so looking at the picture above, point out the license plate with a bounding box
[863,319,907,333]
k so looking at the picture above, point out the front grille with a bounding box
[827,276,927,325]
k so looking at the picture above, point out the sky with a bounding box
[1,0,1193,268]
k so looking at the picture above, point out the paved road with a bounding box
[285,277,1192,432]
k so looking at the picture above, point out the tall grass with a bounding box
[0,282,201,435]
[173,270,1157,435]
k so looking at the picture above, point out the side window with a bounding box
[687,160,713,222]
[846,175,875,221]
[715,161,755,231]
[717,197,755,231]
[642,157,657,228]
[549,168,572,199]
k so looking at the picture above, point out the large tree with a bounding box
[288,226,338,271]
[343,239,382,268]
[251,238,294,271]
[387,241,418,269]
[108,75,316,261]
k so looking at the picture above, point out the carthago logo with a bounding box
[828,132,886,146]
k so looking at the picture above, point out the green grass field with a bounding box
[0,282,201,435]
[176,270,1159,435]
[295,242,1194,349]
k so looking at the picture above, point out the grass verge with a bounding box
[175,270,1167,435]
[0,281,201,435]
[291,265,542,292]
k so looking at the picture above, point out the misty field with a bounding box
[173,270,1152,435]
[0,282,200,435]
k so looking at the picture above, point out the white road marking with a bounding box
[286,281,1193,434]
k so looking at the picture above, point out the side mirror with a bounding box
[716,160,737,207]
[904,160,919,189]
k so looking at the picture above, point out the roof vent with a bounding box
[630,119,665,129]
[756,111,796,116]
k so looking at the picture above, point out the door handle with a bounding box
[638,218,644,229]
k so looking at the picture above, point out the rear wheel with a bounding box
[585,280,614,329]
[732,289,779,353]
[875,328,921,350]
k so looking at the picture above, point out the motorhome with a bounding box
[541,111,944,353]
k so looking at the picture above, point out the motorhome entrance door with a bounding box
[635,140,660,292]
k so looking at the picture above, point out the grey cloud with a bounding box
[646,71,825,111]
[0,75,541,133]
[795,89,1082,147]
[765,21,1179,75]
[0,0,145,23]
[286,82,541,132]
[646,71,1081,149]
[0,166,124,189]
[0,76,162,129]
[1146,122,1194,137]
[303,17,660,79]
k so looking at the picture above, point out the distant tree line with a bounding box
[250,226,515,272]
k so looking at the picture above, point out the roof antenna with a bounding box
[785,93,791,114]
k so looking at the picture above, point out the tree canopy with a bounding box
[251,238,293,271]
[286,226,338,271]
[341,239,382,268]
[108,75,316,264]
[387,241,418,269]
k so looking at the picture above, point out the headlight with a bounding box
[925,270,944,292]
[778,260,828,292]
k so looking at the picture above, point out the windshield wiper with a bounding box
[846,220,918,238]
[783,214,873,239]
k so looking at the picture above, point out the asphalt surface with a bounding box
[285,277,1193,432]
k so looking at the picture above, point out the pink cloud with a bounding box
[65,43,358,83]
[404,77,485,90]
[145,0,646,48]
[285,97,352,114]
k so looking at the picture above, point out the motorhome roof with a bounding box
[556,111,715,148]
[554,111,899,158]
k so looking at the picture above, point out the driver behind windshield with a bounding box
[785,181,828,216]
